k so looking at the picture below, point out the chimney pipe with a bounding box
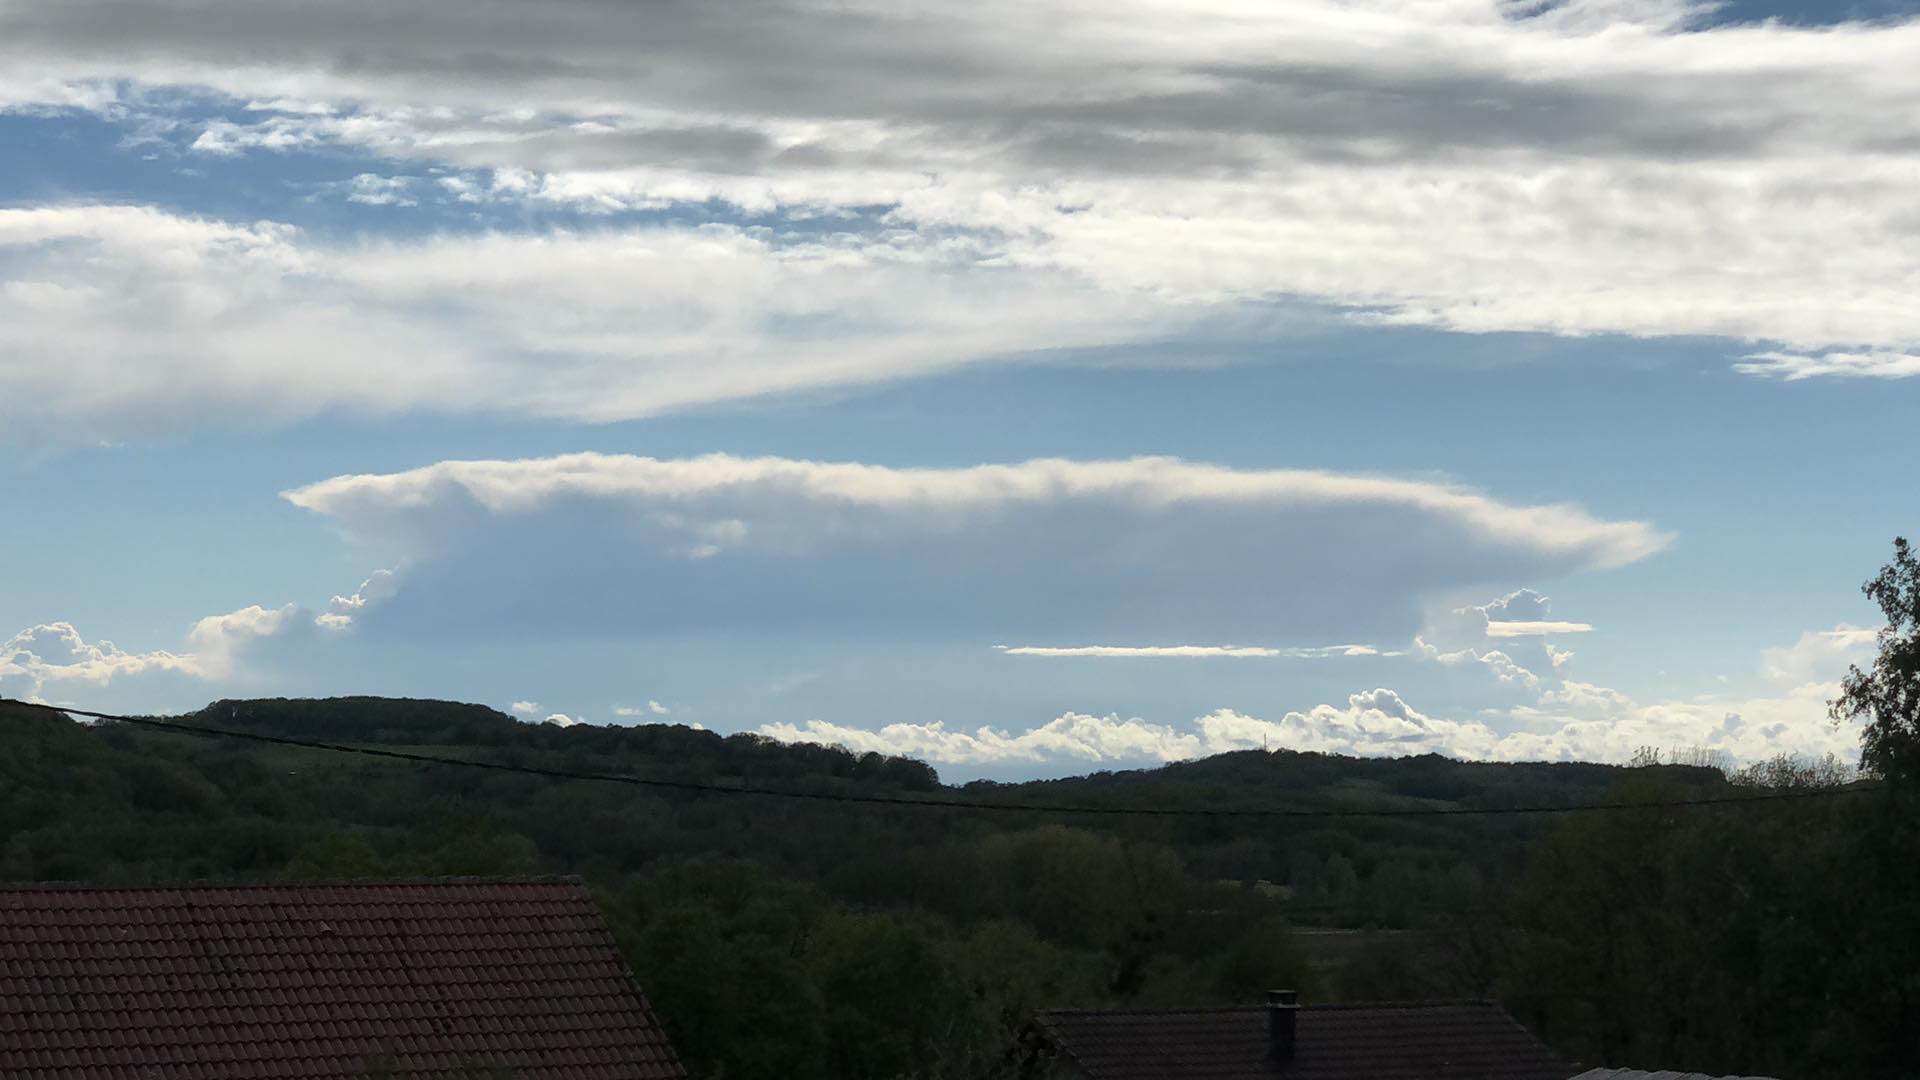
[1267,989,1299,1064]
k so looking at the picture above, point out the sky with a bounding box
[2,0,1915,781]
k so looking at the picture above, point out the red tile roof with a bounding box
[1033,1001,1572,1080]
[0,878,686,1080]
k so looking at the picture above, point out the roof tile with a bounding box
[0,879,686,1080]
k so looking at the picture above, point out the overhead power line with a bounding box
[1,697,1885,820]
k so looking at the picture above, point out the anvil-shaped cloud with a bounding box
[283,453,1667,643]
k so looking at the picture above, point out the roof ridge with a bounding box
[0,874,588,892]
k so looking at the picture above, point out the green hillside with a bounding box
[1,695,1908,1080]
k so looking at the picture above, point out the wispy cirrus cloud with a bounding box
[994,644,1385,659]
[1733,351,1920,381]
[1485,620,1594,637]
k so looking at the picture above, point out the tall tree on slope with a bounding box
[1834,537,1920,783]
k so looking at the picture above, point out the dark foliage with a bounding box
[0,679,1905,1079]
[1835,536,1920,783]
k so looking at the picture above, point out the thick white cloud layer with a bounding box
[6,0,1920,382]
[281,453,1666,640]
[0,206,1173,440]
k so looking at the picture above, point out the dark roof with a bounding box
[0,878,686,1079]
[1033,1001,1572,1080]
[1573,1072,1781,1080]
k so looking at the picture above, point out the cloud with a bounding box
[317,569,399,631]
[343,173,418,207]
[281,452,1666,642]
[763,677,1860,769]
[0,605,298,700]
[0,205,1179,441]
[1759,624,1879,686]
[6,1,1920,366]
[759,688,1531,766]
[1,623,198,700]
[1733,351,1920,381]
[544,712,581,727]
[184,604,300,678]
[1414,588,1590,690]
[510,700,543,716]
[613,701,673,717]
[1485,620,1593,637]
[994,644,1382,658]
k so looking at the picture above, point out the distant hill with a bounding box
[4,694,1877,1080]
[1,693,1722,907]
[177,694,943,789]
[173,694,1721,808]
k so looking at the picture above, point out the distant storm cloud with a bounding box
[281,452,1668,643]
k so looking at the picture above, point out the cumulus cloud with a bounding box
[995,644,1383,659]
[5,0,1920,370]
[0,623,198,700]
[0,605,298,700]
[613,701,673,717]
[317,569,399,631]
[1759,624,1879,686]
[342,173,418,207]
[510,700,543,716]
[280,452,1666,641]
[764,677,1858,769]
[0,205,1178,441]
[1413,588,1590,689]
[184,604,300,678]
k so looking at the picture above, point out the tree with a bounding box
[1833,537,1920,783]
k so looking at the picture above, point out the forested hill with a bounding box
[3,695,1904,1080]
[101,693,1725,808]
[173,695,946,790]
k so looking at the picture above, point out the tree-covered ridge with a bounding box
[0,655,1910,1080]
